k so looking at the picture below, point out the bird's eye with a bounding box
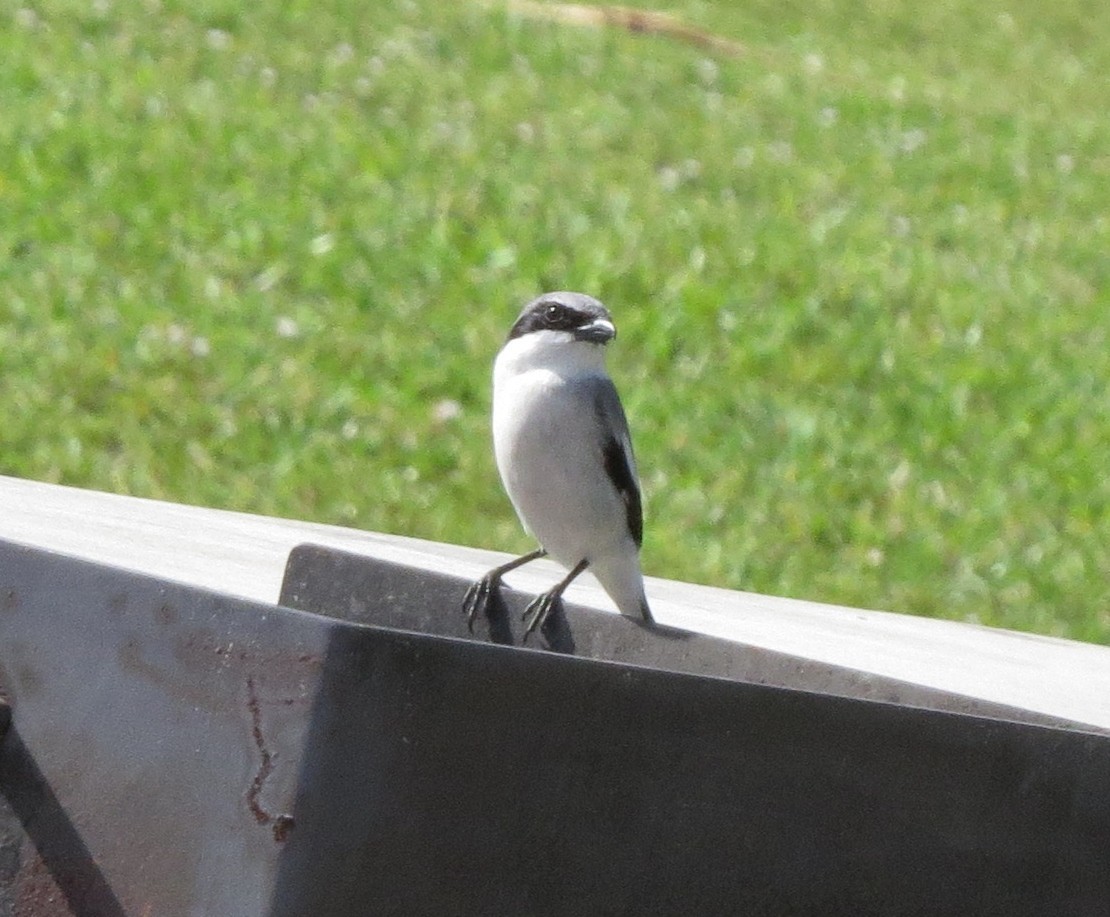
[544,303,565,323]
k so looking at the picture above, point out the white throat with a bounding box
[494,330,609,385]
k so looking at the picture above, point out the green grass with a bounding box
[2,0,1109,642]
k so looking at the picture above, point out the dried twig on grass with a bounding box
[501,1,746,57]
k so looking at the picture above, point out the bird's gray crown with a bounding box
[508,292,615,343]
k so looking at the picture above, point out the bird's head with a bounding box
[499,292,617,377]
[508,292,616,346]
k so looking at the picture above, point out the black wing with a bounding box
[591,379,644,548]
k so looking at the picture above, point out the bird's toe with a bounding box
[463,577,494,631]
[522,592,560,641]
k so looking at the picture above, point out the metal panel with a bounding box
[0,540,324,915]
[0,538,1107,916]
[273,624,1110,917]
[280,543,1104,732]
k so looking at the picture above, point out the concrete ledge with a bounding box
[2,474,1109,730]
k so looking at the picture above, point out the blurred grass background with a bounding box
[2,0,1108,642]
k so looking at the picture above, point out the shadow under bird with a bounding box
[464,292,654,638]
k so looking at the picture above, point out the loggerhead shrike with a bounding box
[463,291,654,638]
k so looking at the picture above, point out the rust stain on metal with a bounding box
[245,676,296,843]
[185,628,323,676]
[117,640,224,713]
[118,627,320,714]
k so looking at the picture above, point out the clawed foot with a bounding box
[464,550,577,645]
[464,548,550,635]
[463,575,500,632]
[521,590,563,642]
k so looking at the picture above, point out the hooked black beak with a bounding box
[574,319,616,344]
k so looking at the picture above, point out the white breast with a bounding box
[491,332,629,570]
